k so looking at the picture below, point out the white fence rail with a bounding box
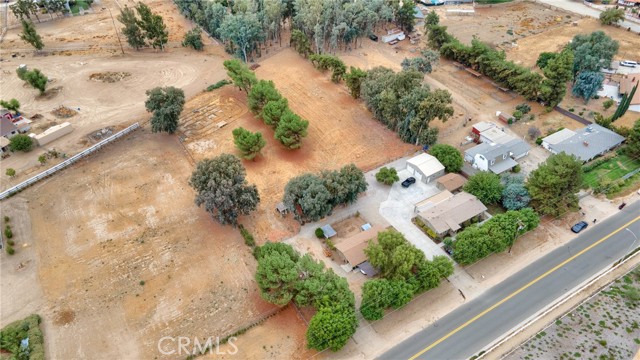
[0,122,140,200]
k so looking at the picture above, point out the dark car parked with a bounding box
[571,221,588,233]
[369,34,378,42]
[401,177,416,188]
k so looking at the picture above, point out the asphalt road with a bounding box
[381,201,640,360]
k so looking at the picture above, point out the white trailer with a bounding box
[382,31,405,43]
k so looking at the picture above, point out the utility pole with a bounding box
[107,6,125,55]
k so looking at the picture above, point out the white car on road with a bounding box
[620,60,638,68]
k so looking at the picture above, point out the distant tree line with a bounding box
[174,0,420,62]
[10,0,70,22]
[361,230,454,320]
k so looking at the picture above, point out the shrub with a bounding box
[375,167,399,185]
[4,216,9,223]
[206,80,231,91]
[9,134,33,152]
[5,168,16,177]
[513,110,523,121]
[139,280,145,286]
[325,238,336,250]
[38,154,46,164]
[4,226,13,239]
[315,228,324,239]
[603,99,615,110]
[239,225,256,247]
[6,246,15,255]
[528,126,541,140]
[7,239,15,246]
[516,103,531,114]
[512,164,521,173]
[569,108,574,112]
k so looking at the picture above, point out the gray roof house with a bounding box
[464,138,530,174]
[541,124,625,162]
[0,118,18,139]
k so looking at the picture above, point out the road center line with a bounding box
[408,215,640,360]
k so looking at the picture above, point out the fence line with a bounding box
[0,122,140,200]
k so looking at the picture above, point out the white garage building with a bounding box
[406,153,445,184]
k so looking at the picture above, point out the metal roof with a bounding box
[320,224,337,238]
[542,128,577,145]
[418,192,487,235]
[407,153,445,177]
[490,158,518,174]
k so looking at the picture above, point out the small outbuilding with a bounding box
[406,153,445,184]
[436,173,467,193]
[320,224,337,239]
[275,202,288,216]
[0,137,10,154]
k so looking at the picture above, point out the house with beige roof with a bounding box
[417,192,487,237]
[334,224,386,269]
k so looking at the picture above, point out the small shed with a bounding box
[275,202,288,216]
[357,261,379,277]
[406,153,445,184]
[436,173,467,193]
[0,137,9,153]
[320,224,337,239]
[497,111,514,124]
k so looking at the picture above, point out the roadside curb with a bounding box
[474,249,640,360]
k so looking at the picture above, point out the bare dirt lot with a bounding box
[437,1,575,47]
[0,0,228,190]
[0,131,275,359]
[178,48,416,242]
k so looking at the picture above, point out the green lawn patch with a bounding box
[0,314,45,360]
[583,154,640,189]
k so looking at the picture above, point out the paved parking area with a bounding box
[380,168,448,259]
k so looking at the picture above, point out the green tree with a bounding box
[365,230,425,281]
[412,89,454,144]
[395,0,416,33]
[540,48,574,107]
[290,29,313,58]
[9,0,33,21]
[425,10,439,28]
[219,13,264,62]
[570,31,618,75]
[223,59,257,94]
[182,28,204,50]
[283,174,332,222]
[429,144,463,173]
[0,99,20,113]
[463,172,503,205]
[19,20,44,51]
[603,98,615,110]
[295,255,355,309]
[501,175,531,211]
[274,111,309,149]
[189,154,260,225]
[144,86,185,134]
[117,5,145,50]
[360,279,414,321]
[625,120,640,159]
[600,8,625,26]
[427,25,453,49]
[24,68,48,95]
[232,127,266,160]
[5,168,16,177]
[320,164,368,206]
[255,242,301,305]
[418,127,439,146]
[344,67,367,99]
[9,134,33,152]
[248,80,282,114]
[526,153,582,216]
[401,56,436,74]
[135,2,168,50]
[572,71,604,104]
[376,167,399,185]
[306,306,357,351]
[261,98,289,128]
[536,52,557,69]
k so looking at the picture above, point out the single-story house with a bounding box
[0,118,18,139]
[414,189,453,213]
[541,124,625,162]
[436,173,467,193]
[334,224,386,269]
[0,137,10,154]
[619,75,640,113]
[406,153,445,184]
[417,192,487,237]
[541,128,577,151]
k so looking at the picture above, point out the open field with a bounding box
[505,266,640,360]
[437,1,575,47]
[0,0,228,190]
[179,48,416,242]
[506,17,640,69]
[0,131,275,359]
